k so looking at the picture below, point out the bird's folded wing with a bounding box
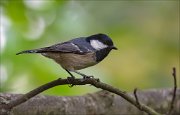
[40,42,90,54]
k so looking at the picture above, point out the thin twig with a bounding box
[168,67,177,114]
[134,88,141,109]
[0,77,161,115]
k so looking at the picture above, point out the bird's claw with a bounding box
[79,75,94,82]
[67,77,75,87]
[83,75,94,79]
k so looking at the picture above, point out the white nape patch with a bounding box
[90,40,108,50]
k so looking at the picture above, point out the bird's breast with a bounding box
[42,52,97,70]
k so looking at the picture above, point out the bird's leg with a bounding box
[72,70,93,79]
[65,69,75,87]
[65,69,75,79]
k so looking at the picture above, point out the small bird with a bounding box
[16,33,117,78]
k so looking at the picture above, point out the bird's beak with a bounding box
[111,46,118,50]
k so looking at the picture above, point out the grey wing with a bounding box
[16,38,94,55]
[39,42,87,54]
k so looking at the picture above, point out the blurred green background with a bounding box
[0,0,179,96]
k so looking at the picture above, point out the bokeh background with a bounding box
[0,0,179,96]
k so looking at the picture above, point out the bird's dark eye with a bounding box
[104,40,113,46]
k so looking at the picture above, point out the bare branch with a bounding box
[1,89,180,115]
[0,77,161,115]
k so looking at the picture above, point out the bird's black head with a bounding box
[86,33,117,51]
[86,33,117,62]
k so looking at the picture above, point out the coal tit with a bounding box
[16,33,117,78]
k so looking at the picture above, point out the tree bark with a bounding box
[0,89,179,115]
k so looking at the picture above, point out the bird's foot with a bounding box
[67,76,75,87]
[79,75,94,82]
[83,75,94,79]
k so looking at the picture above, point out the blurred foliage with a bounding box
[0,0,179,96]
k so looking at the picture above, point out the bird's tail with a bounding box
[16,49,42,55]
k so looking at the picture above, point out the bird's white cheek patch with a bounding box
[90,40,108,50]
